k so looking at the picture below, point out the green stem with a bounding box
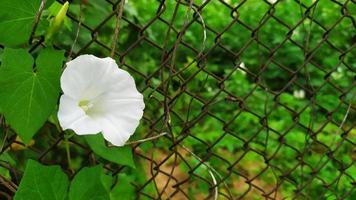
[64,132,74,173]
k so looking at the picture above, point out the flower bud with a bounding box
[45,1,69,41]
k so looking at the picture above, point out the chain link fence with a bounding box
[0,0,355,199]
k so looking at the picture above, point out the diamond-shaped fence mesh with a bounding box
[0,0,355,199]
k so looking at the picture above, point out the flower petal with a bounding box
[107,69,144,99]
[58,95,101,135]
[67,115,102,135]
[61,55,119,100]
[83,67,144,146]
[90,68,145,114]
[94,98,144,146]
[99,118,128,146]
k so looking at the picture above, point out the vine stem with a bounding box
[29,0,46,44]
[64,132,74,173]
[110,0,125,58]
[109,132,168,146]
[67,2,83,61]
[125,132,167,145]
[0,125,8,153]
[179,144,232,199]
[106,132,168,147]
[0,175,17,193]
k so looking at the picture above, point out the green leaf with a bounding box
[101,173,113,193]
[14,160,69,200]
[48,1,63,15]
[0,0,41,46]
[85,134,135,168]
[69,165,110,200]
[110,174,135,200]
[0,48,64,144]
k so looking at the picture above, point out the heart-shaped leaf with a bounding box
[14,160,69,200]
[0,48,64,144]
[69,165,110,200]
[110,174,135,200]
[85,134,135,168]
[0,0,41,46]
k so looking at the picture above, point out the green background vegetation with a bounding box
[0,0,355,199]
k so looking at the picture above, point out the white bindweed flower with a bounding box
[293,89,305,99]
[267,0,277,4]
[239,62,246,75]
[57,55,145,146]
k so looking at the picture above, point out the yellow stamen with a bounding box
[79,100,93,113]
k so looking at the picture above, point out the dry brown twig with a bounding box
[110,0,125,58]
[29,0,47,44]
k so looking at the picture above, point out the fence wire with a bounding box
[0,0,355,199]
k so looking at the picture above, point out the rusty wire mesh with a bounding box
[0,0,355,199]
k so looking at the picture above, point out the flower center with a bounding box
[79,100,94,113]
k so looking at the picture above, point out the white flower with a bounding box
[239,62,246,75]
[57,55,145,146]
[293,89,305,99]
[267,0,277,4]
[331,67,343,80]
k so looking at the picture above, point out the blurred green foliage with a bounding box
[0,0,355,199]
